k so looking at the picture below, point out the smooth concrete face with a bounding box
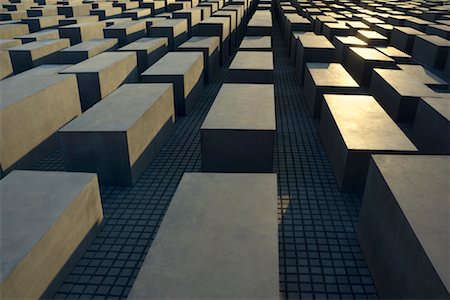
[17,29,59,43]
[103,20,146,47]
[0,39,21,50]
[412,34,450,69]
[128,172,279,300]
[148,18,188,49]
[0,170,103,299]
[375,46,411,63]
[58,22,106,45]
[345,47,395,86]
[413,97,450,154]
[60,51,138,111]
[193,17,230,64]
[239,35,271,51]
[369,68,438,122]
[397,64,448,87]
[8,38,70,73]
[0,74,81,174]
[247,10,272,35]
[57,38,118,64]
[141,52,204,116]
[227,50,274,83]
[319,94,417,191]
[118,37,168,73]
[59,83,175,186]
[358,155,450,299]
[356,29,388,46]
[0,23,29,39]
[201,84,275,172]
[390,26,426,53]
[303,62,360,117]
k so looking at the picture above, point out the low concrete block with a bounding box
[319,94,417,191]
[0,73,81,175]
[60,51,138,111]
[118,37,168,74]
[104,20,147,47]
[412,34,450,69]
[59,21,106,45]
[59,83,175,186]
[128,172,279,300]
[358,155,449,299]
[177,36,220,84]
[141,51,204,116]
[56,38,118,64]
[239,35,271,51]
[16,28,59,43]
[247,10,272,36]
[0,170,103,299]
[148,19,188,50]
[0,50,13,79]
[193,17,231,65]
[226,50,274,83]
[201,84,276,172]
[390,26,426,53]
[303,63,360,118]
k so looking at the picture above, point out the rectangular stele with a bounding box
[141,51,204,116]
[0,170,103,299]
[358,155,449,299]
[128,172,279,299]
[319,94,417,191]
[0,73,81,175]
[59,83,175,186]
[201,83,276,173]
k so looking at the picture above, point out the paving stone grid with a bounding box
[30,23,377,299]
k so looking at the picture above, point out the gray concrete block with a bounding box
[332,35,367,65]
[148,19,188,50]
[122,8,152,20]
[60,51,138,111]
[118,37,168,74]
[358,155,449,299]
[345,47,395,86]
[413,97,450,154]
[356,29,388,46]
[56,38,118,64]
[0,73,81,175]
[412,34,450,69]
[0,170,103,299]
[0,38,21,50]
[177,36,220,84]
[375,46,412,64]
[323,22,350,41]
[397,64,448,89]
[22,15,63,32]
[141,51,204,116]
[173,8,202,35]
[294,34,336,85]
[369,68,438,122]
[59,21,107,45]
[303,63,360,118]
[247,10,272,35]
[226,50,274,83]
[319,94,417,191]
[193,17,231,65]
[59,83,175,186]
[390,26,426,53]
[8,38,70,73]
[57,4,91,17]
[90,7,122,20]
[0,50,13,79]
[16,28,59,43]
[201,84,276,172]
[103,20,146,47]
[58,15,99,26]
[239,35,271,51]
[128,172,279,300]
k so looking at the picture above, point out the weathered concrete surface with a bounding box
[59,83,175,186]
[0,170,103,299]
[0,73,81,175]
[128,172,279,300]
[358,155,449,299]
[201,83,276,172]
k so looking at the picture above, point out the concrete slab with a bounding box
[358,155,449,299]
[148,19,188,50]
[239,35,271,51]
[177,35,220,84]
[370,68,438,122]
[59,83,175,186]
[0,38,21,50]
[345,47,395,86]
[303,63,360,118]
[128,172,279,300]
[390,26,426,53]
[412,34,450,69]
[90,7,122,20]
[16,28,59,43]
[59,21,107,45]
[0,170,103,299]
[413,97,450,154]
[57,38,118,64]
[332,35,367,65]
[58,15,99,26]
[319,94,417,191]
[226,50,274,83]
[118,37,168,74]
[323,22,350,40]
[356,29,388,46]
[122,8,152,20]
[294,34,336,85]
[193,16,230,65]
[173,8,202,35]
[60,51,138,111]
[103,20,146,47]
[0,73,80,175]
[8,38,70,73]
[397,64,448,88]
[247,10,272,35]
[22,15,63,32]
[201,83,276,172]
[375,46,411,63]
[0,50,13,79]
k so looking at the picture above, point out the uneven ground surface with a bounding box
[32,24,378,300]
